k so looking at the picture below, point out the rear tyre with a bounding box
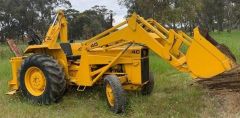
[141,72,154,95]
[104,75,126,114]
[19,54,66,104]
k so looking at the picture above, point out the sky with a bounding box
[69,0,128,25]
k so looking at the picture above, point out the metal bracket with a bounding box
[6,90,17,95]
[77,86,86,92]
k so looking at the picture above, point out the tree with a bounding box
[65,9,81,40]
[225,0,240,32]
[118,0,201,31]
[119,0,240,32]
[65,5,114,40]
[0,0,71,41]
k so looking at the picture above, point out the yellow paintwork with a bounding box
[186,28,235,78]
[24,67,46,96]
[24,10,67,53]
[43,11,68,47]
[8,57,23,91]
[106,83,114,107]
[8,11,236,93]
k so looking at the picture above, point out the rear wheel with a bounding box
[104,75,126,114]
[141,72,154,95]
[19,54,66,104]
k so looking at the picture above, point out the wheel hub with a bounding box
[25,67,46,96]
[106,83,115,107]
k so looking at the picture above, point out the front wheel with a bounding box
[104,75,127,114]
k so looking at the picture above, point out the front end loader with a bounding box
[7,11,237,113]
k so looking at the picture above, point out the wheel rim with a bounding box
[24,67,46,96]
[106,83,115,107]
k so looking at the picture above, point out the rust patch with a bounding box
[6,39,22,57]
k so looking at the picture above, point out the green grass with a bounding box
[210,31,240,62]
[0,31,240,118]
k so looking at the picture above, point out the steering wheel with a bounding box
[25,29,42,45]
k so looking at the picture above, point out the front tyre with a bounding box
[141,72,154,95]
[19,54,66,104]
[104,75,127,114]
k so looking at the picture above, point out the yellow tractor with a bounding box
[8,11,237,113]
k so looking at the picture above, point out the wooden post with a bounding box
[6,38,22,57]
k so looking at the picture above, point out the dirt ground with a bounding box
[211,90,240,117]
[198,66,240,118]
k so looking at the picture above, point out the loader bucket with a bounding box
[186,28,236,79]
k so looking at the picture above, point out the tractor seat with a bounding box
[60,43,81,61]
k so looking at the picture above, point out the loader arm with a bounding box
[81,13,236,79]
